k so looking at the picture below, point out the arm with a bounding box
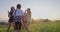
[25,10,27,13]
[21,12,25,28]
[8,11,9,17]
[12,11,15,17]
[8,11,11,17]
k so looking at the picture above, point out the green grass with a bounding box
[0,21,60,32]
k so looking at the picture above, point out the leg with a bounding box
[13,22,16,32]
[14,22,18,32]
[6,23,11,32]
[25,26,30,32]
[21,21,25,30]
[25,22,30,32]
[18,22,21,32]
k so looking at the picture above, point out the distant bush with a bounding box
[0,22,8,25]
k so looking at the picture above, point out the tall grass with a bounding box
[0,21,60,32]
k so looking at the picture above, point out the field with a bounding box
[0,20,60,32]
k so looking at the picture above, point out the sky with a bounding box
[0,0,60,20]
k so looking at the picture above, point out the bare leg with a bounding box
[6,23,11,32]
[25,26,30,32]
[25,23,30,32]
[14,23,17,32]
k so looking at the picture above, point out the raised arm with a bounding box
[8,11,11,17]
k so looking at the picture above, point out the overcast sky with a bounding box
[0,0,60,20]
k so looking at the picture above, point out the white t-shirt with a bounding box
[13,9,24,17]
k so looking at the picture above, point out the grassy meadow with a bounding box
[0,19,60,32]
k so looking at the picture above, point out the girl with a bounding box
[23,8,32,32]
[7,6,15,32]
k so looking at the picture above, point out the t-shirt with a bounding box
[13,9,24,17]
[12,9,24,22]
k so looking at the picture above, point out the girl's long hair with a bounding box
[26,8,31,18]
